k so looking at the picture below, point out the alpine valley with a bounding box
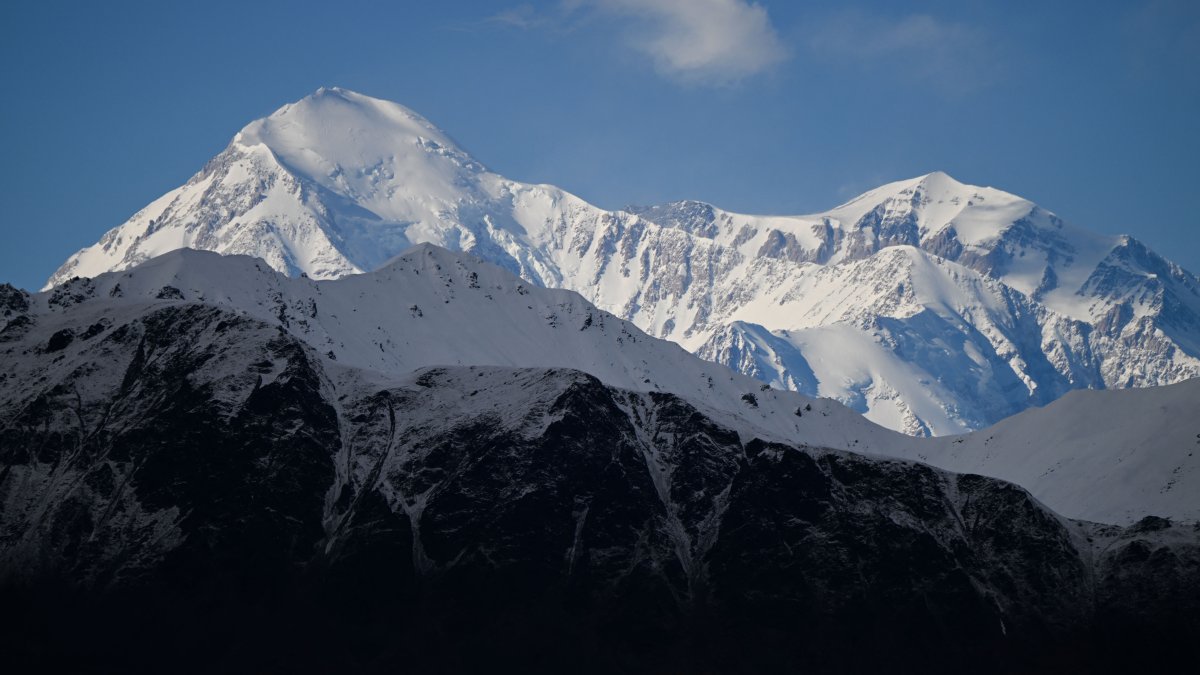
[49,87,1200,437]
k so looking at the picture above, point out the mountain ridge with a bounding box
[15,245,1200,524]
[46,87,1200,436]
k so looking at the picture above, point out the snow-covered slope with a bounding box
[49,87,1200,436]
[34,246,899,454]
[911,379,1200,524]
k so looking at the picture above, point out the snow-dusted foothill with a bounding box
[32,246,898,453]
[15,246,1200,524]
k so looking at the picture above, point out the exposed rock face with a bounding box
[1,277,1196,673]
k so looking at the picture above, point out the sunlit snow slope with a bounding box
[914,379,1200,524]
[49,87,1200,436]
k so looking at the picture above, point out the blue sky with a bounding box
[1,0,1197,289]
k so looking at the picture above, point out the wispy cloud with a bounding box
[486,3,557,30]
[491,0,788,86]
[586,0,788,84]
[805,11,998,95]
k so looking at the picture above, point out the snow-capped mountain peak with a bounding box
[46,89,1200,437]
[233,86,486,214]
[48,87,507,287]
[826,170,1041,252]
[238,86,460,151]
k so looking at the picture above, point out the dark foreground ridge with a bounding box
[1,292,1198,674]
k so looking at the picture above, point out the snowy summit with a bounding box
[48,88,1200,437]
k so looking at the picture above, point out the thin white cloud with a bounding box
[806,11,997,94]
[491,0,788,85]
[486,3,554,30]
[588,0,788,84]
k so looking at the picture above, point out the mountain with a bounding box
[685,174,1200,434]
[5,249,1199,673]
[13,247,1200,520]
[47,88,1200,436]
